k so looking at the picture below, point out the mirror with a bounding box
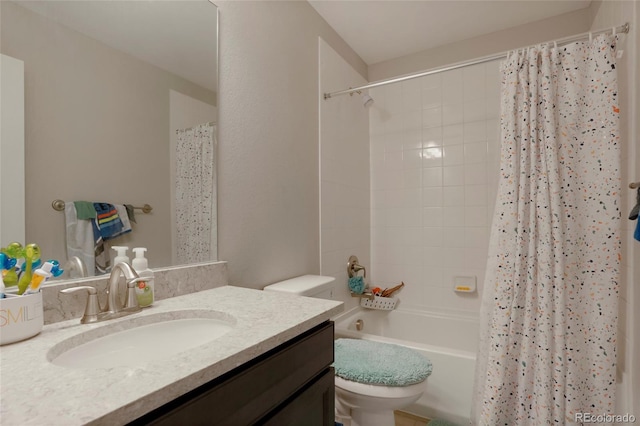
[0,0,218,279]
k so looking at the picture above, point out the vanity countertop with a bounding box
[0,285,344,425]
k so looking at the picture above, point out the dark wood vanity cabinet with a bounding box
[130,321,335,426]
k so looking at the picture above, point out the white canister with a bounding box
[0,292,44,345]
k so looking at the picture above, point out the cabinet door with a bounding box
[262,368,335,426]
[133,321,334,426]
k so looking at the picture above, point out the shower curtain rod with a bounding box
[324,22,630,100]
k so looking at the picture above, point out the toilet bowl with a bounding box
[335,376,427,426]
[262,276,432,426]
[333,338,432,426]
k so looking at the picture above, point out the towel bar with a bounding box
[51,199,152,213]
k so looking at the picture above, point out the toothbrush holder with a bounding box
[0,292,44,345]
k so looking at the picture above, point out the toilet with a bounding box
[264,275,432,426]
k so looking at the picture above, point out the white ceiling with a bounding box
[308,0,592,65]
[16,0,218,92]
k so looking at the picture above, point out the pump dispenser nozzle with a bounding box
[132,247,148,271]
[112,246,130,265]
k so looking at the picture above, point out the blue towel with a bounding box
[348,276,365,294]
[635,219,640,242]
[93,203,129,240]
[91,203,130,275]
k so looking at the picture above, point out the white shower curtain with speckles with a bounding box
[175,122,216,264]
[472,34,622,425]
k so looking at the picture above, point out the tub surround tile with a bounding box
[370,61,499,315]
[42,261,228,325]
[1,286,344,425]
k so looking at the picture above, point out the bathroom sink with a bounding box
[48,310,235,369]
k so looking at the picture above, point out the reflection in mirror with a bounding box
[0,1,218,280]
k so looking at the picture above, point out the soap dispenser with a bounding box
[131,247,154,307]
[112,246,130,266]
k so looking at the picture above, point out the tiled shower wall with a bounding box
[369,61,501,315]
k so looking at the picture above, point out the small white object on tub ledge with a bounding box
[361,295,398,310]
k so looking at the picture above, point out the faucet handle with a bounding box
[124,278,145,310]
[60,286,101,324]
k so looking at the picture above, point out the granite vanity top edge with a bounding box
[0,286,344,426]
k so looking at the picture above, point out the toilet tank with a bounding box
[263,275,335,299]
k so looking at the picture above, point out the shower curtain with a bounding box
[472,34,621,425]
[175,122,216,264]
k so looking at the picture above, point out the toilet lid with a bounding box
[334,338,433,386]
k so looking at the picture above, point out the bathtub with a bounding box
[333,306,478,425]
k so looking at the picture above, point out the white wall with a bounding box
[589,0,639,417]
[369,61,500,315]
[216,1,367,288]
[319,38,370,310]
[0,54,25,246]
[369,8,592,81]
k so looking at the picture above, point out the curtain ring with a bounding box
[612,26,616,35]
[554,41,558,49]
[589,32,593,42]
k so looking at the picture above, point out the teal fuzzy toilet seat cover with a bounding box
[334,338,433,386]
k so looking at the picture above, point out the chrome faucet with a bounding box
[105,262,144,314]
[60,262,144,324]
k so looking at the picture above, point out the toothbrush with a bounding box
[0,243,21,288]
[17,244,40,295]
[24,261,55,295]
